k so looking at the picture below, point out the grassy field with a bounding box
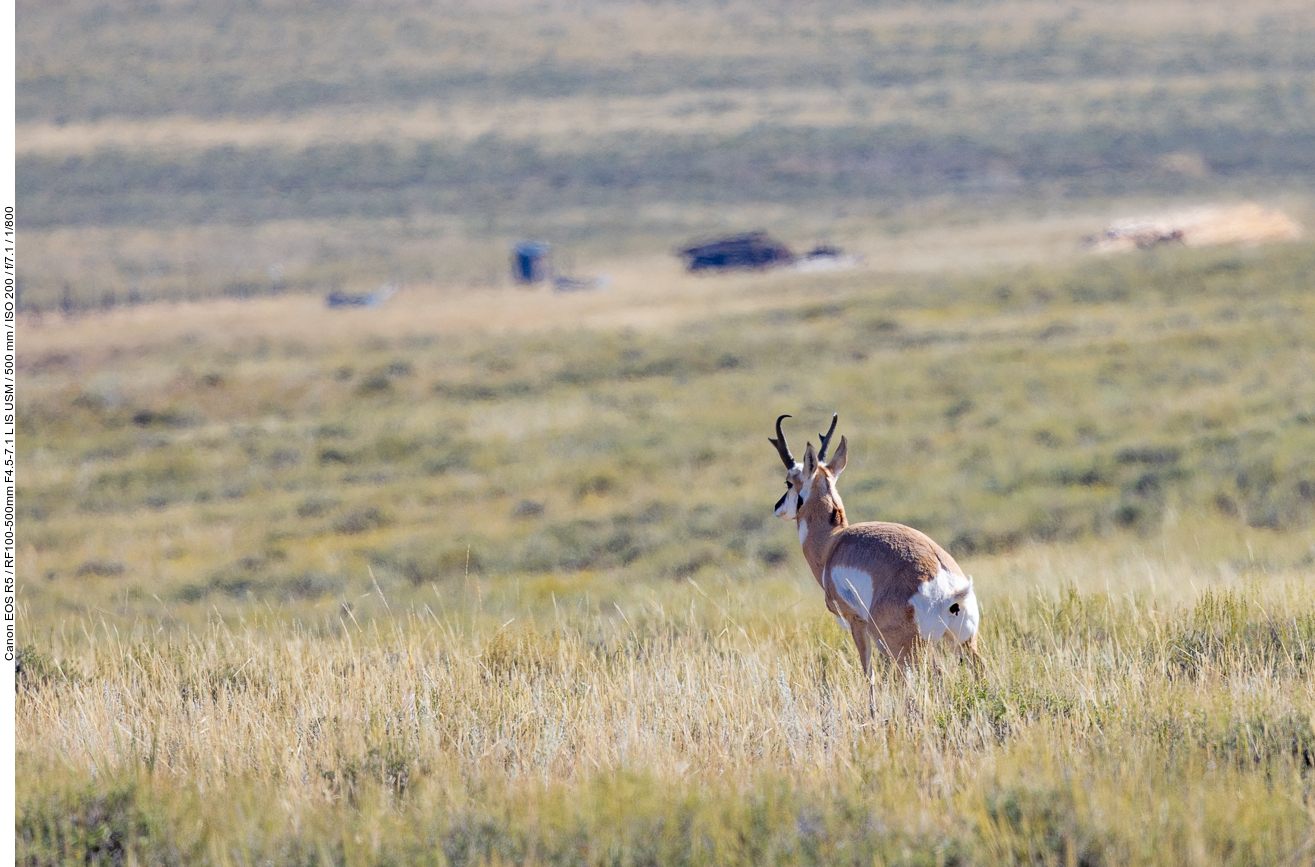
[17,0,1315,310]
[16,0,1315,861]
[17,580,1315,865]
[17,239,1315,864]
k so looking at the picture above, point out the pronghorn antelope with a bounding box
[770,413,983,683]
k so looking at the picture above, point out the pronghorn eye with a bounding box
[949,603,961,615]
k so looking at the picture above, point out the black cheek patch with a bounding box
[774,492,788,511]
[796,495,804,510]
[949,603,961,615]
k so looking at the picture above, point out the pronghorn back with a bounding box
[823,521,978,661]
[825,521,963,603]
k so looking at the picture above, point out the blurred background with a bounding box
[18,0,1315,311]
[16,0,1315,621]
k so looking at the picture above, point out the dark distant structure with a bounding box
[513,241,552,284]
[678,231,794,273]
[1083,227,1185,251]
[326,284,397,308]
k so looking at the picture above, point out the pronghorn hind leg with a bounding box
[893,637,926,688]
[849,621,876,721]
[962,634,986,680]
[893,639,926,723]
[926,642,946,677]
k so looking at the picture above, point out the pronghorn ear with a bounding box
[801,442,818,476]
[827,436,848,476]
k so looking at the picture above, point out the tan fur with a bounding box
[823,523,965,664]
[786,435,983,678]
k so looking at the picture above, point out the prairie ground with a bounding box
[17,238,1315,864]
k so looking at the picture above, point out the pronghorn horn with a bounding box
[817,413,839,462]
[769,414,795,468]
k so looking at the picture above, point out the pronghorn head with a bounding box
[770,413,848,523]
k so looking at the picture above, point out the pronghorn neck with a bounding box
[797,469,848,584]
[770,414,850,586]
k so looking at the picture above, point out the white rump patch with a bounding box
[909,568,980,645]
[828,565,874,622]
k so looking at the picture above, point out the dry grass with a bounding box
[18,254,750,360]
[17,559,1315,864]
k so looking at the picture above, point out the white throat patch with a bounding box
[775,467,805,521]
[909,567,980,645]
